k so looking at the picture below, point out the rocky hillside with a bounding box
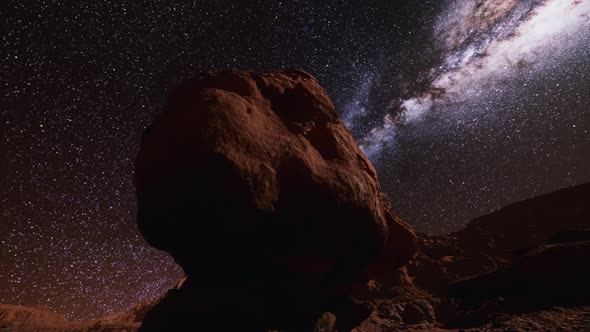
[0,294,161,332]
[295,182,584,331]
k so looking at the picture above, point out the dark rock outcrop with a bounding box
[134,69,417,330]
[453,182,590,259]
[450,236,590,309]
[405,183,590,330]
[408,182,590,295]
[347,183,590,331]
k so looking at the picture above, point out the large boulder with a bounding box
[134,69,416,329]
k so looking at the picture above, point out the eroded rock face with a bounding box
[0,304,143,332]
[450,238,590,309]
[134,69,417,329]
[453,182,590,258]
[405,182,590,330]
[408,182,590,295]
[0,304,65,331]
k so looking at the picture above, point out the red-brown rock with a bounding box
[134,69,417,330]
[0,304,66,331]
[0,303,144,331]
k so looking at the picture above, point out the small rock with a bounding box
[313,312,336,332]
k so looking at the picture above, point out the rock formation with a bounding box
[134,69,417,330]
[2,182,589,331]
[0,303,147,332]
[0,304,66,331]
[409,182,590,296]
[406,182,590,330]
[450,231,590,309]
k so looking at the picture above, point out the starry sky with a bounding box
[2,0,589,321]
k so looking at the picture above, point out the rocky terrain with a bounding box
[0,302,147,332]
[2,183,589,331]
[2,70,588,331]
[356,182,590,331]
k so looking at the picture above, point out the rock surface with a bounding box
[0,303,145,332]
[408,182,590,295]
[134,69,417,330]
[408,182,590,330]
[0,304,66,331]
[450,236,590,309]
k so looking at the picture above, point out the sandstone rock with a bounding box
[441,183,590,311]
[450,239,590,309]
[134,69,416,330]
[453,183,590,259]
[0,304,65,331]
[0,303,148,332]
[408,183,590,295]
[400,300,436,325]
[403,183,590,330]
[313,312,336,332]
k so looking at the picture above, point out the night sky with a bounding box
[2,0,589,321]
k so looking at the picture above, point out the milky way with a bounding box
[355,0,590,156]
[2,0,589,322]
